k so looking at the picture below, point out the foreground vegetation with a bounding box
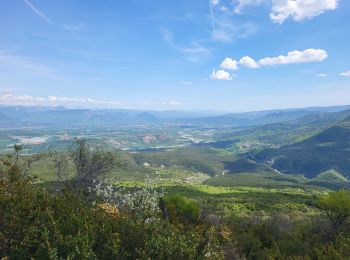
[1,156,235,259]
[1,142,350,259]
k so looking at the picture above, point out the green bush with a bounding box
[318,189,350,234]
[0,168,121,259]
[164,194,200,224]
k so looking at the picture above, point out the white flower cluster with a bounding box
[91,180,164,221]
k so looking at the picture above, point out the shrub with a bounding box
[164,194,201,224]
[316,235,350,259]
[91,180,164,222]
[0,168,121,258]
[317,189,350,235]
[72,139,134,189]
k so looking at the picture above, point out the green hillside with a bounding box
[314,170,348,182]
[253,116,350,178]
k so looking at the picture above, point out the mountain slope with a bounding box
[253,116,350,178]
[180,110,318,127]
[179,106,350,127]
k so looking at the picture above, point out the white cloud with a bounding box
[0,92,121,107]
[239,56,260,68]
[213,49,327,76]
[210,70,233,80]
[210,0,220,6]
[340,70,350,77]
[220,6,229,13]
[259,49,328,66]
[167,101,181,106]
[270,0,338,24]
[228,0,337,23]
[138,100,181,107]
[220,58,238,71]
[0,92,183,109]
[234,0,266,14]
[316,73,328,77]
[0,93,35,102]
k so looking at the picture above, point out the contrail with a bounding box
[209,1,217,42]
[23,0,54,25]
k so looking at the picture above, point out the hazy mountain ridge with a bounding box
[1,104,350,128]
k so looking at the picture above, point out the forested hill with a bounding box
[253,116,350,178]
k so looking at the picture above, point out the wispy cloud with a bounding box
[138,100,181,107]
[208,1,259,43]
[340,70,350,77]
[23,0,85,31]
[181,43,210,62]
[0,91,183,109]
[180,81,192,85]
[0,91,122,107]
[209,0,218,42]
[211,17,258,43]
[160,28,175,46]
[164,100,181,106]
[23,0,54,25]
[161,28,210,62]
[63,23,85,32]
[316,73,328,77]
[234,0,266,14]
[0,52,58,78]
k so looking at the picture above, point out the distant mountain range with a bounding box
[180,105,350,127]
[1,104,350,128]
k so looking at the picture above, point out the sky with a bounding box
[0,0,349,112]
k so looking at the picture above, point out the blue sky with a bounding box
[0,0,349,111]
